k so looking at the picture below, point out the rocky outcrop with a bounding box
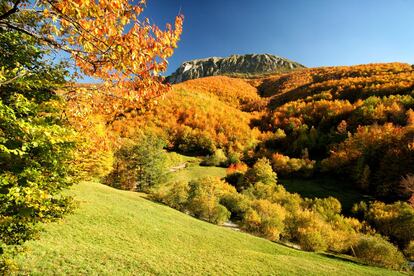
[166,54,305,84]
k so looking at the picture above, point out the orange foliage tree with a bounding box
[1,0,183,178]
[1,0,183,113]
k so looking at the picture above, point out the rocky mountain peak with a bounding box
[166,54,305,84]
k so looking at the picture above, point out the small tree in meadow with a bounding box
[186,177,235,225]
[106,132,168,192]
[242,158,277,189]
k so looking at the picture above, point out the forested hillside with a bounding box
[119,63,414,204]
[255,63,414,202]
[87,62,413,271]
[2,0,413,274]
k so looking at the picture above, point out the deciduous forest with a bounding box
[0,0,413,275]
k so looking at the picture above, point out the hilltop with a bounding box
[166,54,305,84]
[14,182,400,275]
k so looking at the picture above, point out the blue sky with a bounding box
[141,0,414,75]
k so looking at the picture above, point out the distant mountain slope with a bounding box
[173,76,265,111]
[117,82,260,155]
[15,182,400,275]
[256,62,414,108]
[114,62,413,203]
[166,54,305,84]
[253,62,414,201]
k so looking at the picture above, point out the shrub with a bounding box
[242,182,303,213]
[220,192,251,221]
[404,241,414,261]
[285,210,330,251]
[353,235,406,269]
[201,149,228,167]
[209,205,232,225]
[186,177,235,225]
[271,153,315,177]
[359,201,414,248]
[150,181,189,212]
[306,197,342,221]
[243,182,277,201]
[227,151,242,165]
[242,158,277,189]
[104,132,168,191]
[297,229,328,252]
[242,199,286,241]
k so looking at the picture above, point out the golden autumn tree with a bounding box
[0,0,183,113]
[0,1,183,271]
[1,0,184,178]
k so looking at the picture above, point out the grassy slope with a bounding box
[165,152,227,183]
[15,182,400,275]
[168,165,227,183]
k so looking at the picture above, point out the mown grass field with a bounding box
[165,152,227,183]
[168,164,227,183]
[14,182,402,275]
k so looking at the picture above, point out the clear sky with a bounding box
[141,0,414,75]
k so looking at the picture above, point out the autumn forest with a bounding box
[1,0,414,275]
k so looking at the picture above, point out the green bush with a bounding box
[220,192,251,221]
[242,158,277,189]
[404,240,414,261]
[353,235,406,269]
[271,153,315,177]
[186,177,235,225]
[201,149,228,167]
[306,197,342,221]
[243,182,277,201]
[242,199,286,241]
[209,205,231,225]
[297,230,328,252]
[151,181,189,212]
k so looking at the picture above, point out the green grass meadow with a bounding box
[14,182,401,275]
[165,152,227,183]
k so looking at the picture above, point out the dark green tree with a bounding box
[106,132,168,192]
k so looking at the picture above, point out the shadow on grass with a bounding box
[318,252,362,265]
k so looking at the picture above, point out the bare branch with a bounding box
[0,0,21,21]
[0,71,28,86]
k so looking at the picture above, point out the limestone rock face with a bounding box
[166,54,305,84]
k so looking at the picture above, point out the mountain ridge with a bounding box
[166,54,305,84]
